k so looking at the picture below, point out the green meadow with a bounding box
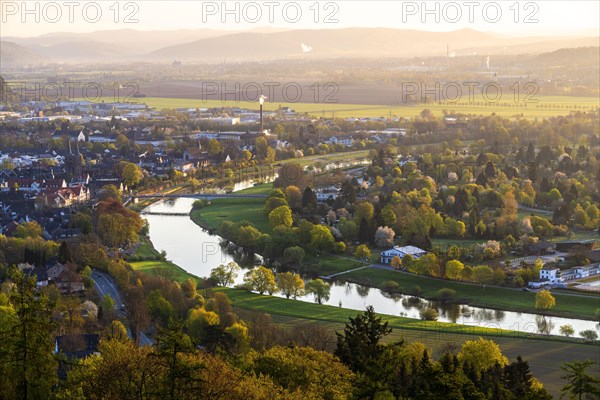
[81,95,598,118]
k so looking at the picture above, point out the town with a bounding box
[1,8,599,400]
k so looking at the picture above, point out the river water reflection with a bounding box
[144,197,599,338]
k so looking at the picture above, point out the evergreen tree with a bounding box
[0,269,57,400]
[335,306,391,373]
[301,186,317,210]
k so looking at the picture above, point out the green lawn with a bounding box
[221,287,526,338]
[129,237,161,261]
[93,95,599,119]
[278,150,371,167]
[302,252,364,276]
[191,197,270,233]
[344,267,600,320]
[129,260,199,283]
[430,238,487,252]
[234,182,273,195]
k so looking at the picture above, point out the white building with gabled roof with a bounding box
[380,246,427,264]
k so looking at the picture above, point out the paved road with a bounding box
[518,205,554,216]
[91,270,154,346]
[91,270,124,307]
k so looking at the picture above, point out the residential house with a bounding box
[55,269,85,293]
[55,334,100,379]
[326,136,353,147]
[25,267,49,287]
[561,264,600,281]
[539,265,561,283]
[315,187,340,203]
[528,241,556,256]
[380,246,427,264]
[46,261,65,281]
[555,240,596,253]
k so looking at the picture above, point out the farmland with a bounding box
[81,95,598,119]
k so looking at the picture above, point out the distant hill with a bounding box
[1,27,598,65]
[535,46,600,66]
[0,41,41,66]
[147,28,501,61]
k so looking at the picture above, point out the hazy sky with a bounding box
[2,0,599,37]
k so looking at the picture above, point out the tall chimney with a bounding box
[259,102,263,134]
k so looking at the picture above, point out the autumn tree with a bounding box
[559,324,575,338]
[310,224,335,251]
[210,262,240,286]
[445,259,465,280]
[535,289,556,313]
[119,161,143,187]
[14,221,43,238]
[98,184,122,202]
[268,205,293,228]
[244,266,277,295]
[354,244,371,261]
[252,345,354,400]
[284,185,303,209]
[95,199,143,247]
[255,137,275,162]
[275,272,305,299]
[390,256,402,269]
[274,163,307,189]
[457,337,508,376]
[354,201,375,223]
[374,226,395,248]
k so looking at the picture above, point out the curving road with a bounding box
[91,270,154,346]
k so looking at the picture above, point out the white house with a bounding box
[380,246,427,264]
[539,265,561,283]
[326,136,353,147]
[315,187,340,203]
[561,264,600,281]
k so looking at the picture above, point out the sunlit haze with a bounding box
[2,0,599,37]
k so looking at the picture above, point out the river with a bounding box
[143,194,599,339]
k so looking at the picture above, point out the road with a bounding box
[91,270,154,346]
[518,205,554,216]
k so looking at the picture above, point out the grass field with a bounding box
[278,150,371,167]
[131,237,161,260]
[191,197,270,233]
[98,95,600,119]
[129,259,200,283]
[345,267,600,320]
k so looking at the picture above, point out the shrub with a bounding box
[580,330,598,342]
[192,199,208,210]
[435,288,457,303]
[409,285,422,296]
[380,281,400,294]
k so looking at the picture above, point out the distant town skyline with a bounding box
[2,0,599,37]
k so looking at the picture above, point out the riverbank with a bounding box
[189,186,600,321]
[344,267,600,321]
